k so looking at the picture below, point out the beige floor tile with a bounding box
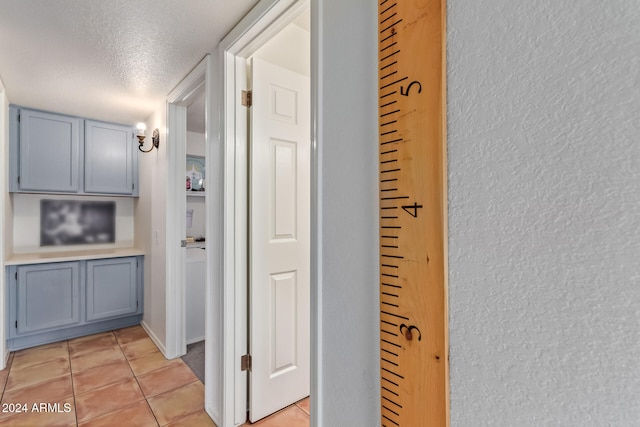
[5,357,70,392]
[11,341,68,371]
[137,362,198,398]
[1,375,73,407]
[70,345,126,373]
[72,359,134,394]
[75,377,145,423]
[78,400,159,427]
[115,326,149,345]
[244,405,309,426]
[69,333,118,359]
[68,331,114,345]
[121,338,159,360]
[165,409,217,427]
[147,381,205,426]
[128,351,183,377]
[0,396,75,427]
[295,397,310,415]
[69,331,114,345]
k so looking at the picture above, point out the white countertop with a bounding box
[5,247,145,266]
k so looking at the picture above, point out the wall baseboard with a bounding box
[140,320,168,358]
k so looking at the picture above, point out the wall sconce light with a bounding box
[136,123,160,153]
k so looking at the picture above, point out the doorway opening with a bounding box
[181,84,207,381]
[217,1,311,425]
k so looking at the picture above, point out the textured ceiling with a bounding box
[0,0,258,126]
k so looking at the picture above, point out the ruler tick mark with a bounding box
[382,414,400,426]
[381,349,399,358]
[381,311,409,321]
[380,19,403,34]
[382,405,400,417]
[382,385,399,396]
[380,76,408,90]
[380,70,397,79]
[381,138,402,145]
[382,395,402,408]
[381,339,402,350]
[380,3,397,15]
[380,110,400,118]
[382,367,404,380]
[380,50,400,62]
[382,357,399,367]
[380,13,397,26]
[380,33,395,44]
[380,60,398,71]
[380,42,398,53]
[381,376,399,388]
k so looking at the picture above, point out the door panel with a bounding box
[249,57,310,423]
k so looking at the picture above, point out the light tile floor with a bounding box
[0,326,310,427]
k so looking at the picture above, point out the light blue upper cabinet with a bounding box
[9,106,139,196]
[85,120,138,195]
[18,109,81,192]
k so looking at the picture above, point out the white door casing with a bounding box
[249,57,311,422]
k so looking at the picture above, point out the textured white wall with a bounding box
[447,0,640,425]
[136,107,168,352]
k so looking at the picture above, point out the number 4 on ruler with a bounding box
[401,202,423,217]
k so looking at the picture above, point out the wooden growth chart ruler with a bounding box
[378,0,447,426]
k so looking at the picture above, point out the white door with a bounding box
[249,57,310,423]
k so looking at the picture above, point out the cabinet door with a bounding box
[85,121,137,195]
[86,257,138,321]
[19,109,81,192]
[16,262,81,334]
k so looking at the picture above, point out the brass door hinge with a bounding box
[241,354,252,371]
[242,90,252,107]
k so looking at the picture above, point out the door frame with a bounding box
[0,81,7,370]
[165,57,209,360]
[217,0,313,425]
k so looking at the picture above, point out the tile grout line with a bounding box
[115,329,162,427]
[66,338,79,427]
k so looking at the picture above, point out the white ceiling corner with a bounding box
[0,0,258,126]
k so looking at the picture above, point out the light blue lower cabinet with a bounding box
[86,258,138,322]
[7,256,143,351]
[16,262,81,334]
